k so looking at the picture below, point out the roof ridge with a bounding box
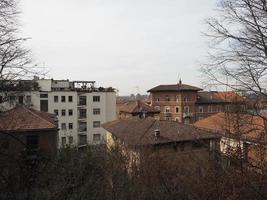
[22,107,56,128]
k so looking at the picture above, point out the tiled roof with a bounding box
[194,112,267,144]
[147,84,202,92]
[0,106,57,132]
[196,91,243,104]
[119,100,160,114]
[102,117,220,146]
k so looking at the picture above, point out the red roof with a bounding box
[194,112,267,144]
[119,100,160,114]
[0,106,57,132]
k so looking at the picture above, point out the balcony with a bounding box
[183,112,193,118]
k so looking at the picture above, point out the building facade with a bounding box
[0,78,116,148]
[148,81,242,124]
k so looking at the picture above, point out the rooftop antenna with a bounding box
[177,73,180,84]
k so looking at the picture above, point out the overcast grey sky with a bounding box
[19,0,216,95]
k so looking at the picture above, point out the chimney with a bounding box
[178,79,182,86]
[154,129,160,137]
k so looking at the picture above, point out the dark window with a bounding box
[54,96,58,102]
[79,96,86,105]
[40,93,48,98]
[18,96,23,104]
[93,133,101,141]
[61,123,66,130]
[68,96,73,102]
[192,141,203,149]
[69,136,73,144]
[93,108,100,115]
[68,109,73,116]
[26,96,31,104]
[79,135,87,146]
[54,109,58,116]
[69,123,73,130]
[62,137,66,146]
[26,135,38,150]
[61,96,66,102]
[61,109,66,116]
[79,109,86,118]
[93,121,101,128]
[0,96,3,103]
[9,96,16,101]
[93,96,100,102]
[40,100,48,112]
[79,122,87,132]
[165,95,170,101]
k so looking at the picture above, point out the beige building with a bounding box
[0,78,116,148]
[102,117,220,168]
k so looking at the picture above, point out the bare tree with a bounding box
[0,0,43,83]
[203,0,267,98]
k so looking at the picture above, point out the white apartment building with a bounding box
[0,78,116,148]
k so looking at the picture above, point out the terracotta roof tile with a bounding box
[147,84,202,92]
[0,106,57,132]
[119,100,160,114]
[194,112,267,144]
[102,117,220,146]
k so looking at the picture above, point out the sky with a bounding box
[19,0,217,95]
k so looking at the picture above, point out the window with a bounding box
[93,96,100,102]
[93,133,101,141]
[192,141,203,149]
[26,135,38,150]
[61,96,66,102]
[164,106,170,113]
[198,106,203,113]
[184,106,190,113]
[79,96,86,105]
[68,109,73,116]
[155,97,160,102]
[176,95,179,102]
[184,96,188,102]
[61,109,66,116]
[61,123,66,130]
[79,135,87,146]
[9,96,16,101]
[0,96,3,103]
[79,109,87,118]
[165,95,170,101]
[69,123,73,130]
[175,117,180,122]
[208,105,212,113]
[175,106,179,113]
[69,136,73,144]
[68,96,73,102]
[62,137,66,146]
[54,109,58,116]
[165,117,171,121]
[26,95,31,104]
[79,122,87,132]
[40,93,48,98]
[40,100,48,112]
[93,121,101,128]
[54,96,58,102]
[18,96,23,104]
[93,108,100,115]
